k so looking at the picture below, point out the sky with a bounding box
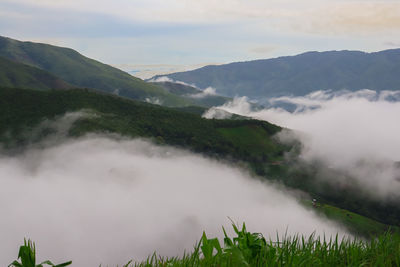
[1,0,400,77]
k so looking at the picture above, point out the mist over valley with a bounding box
[2,2,400,263]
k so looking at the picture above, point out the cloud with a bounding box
[148,76,175,83]
[148,76,198,88]
[0,132,345,266]
[203,96,252,118]
[187,87,218,99]
[305,2,400,35]
[202,108,233,119]
[250,45,277,54]
[114,63,218,79]
[6,0,400,34]
[145,97,162,105]
[1,0,304,24]
[204,90,400,199]
[384,41,400,48]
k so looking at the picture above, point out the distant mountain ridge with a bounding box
[156,49,400,98]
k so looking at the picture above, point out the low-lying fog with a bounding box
[0,134,344,266]
[204,89,400,200]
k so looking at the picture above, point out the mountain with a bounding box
[0,56,71,90]
[0,36,188,106]
[151,81,231,107]
[155,49,400,98]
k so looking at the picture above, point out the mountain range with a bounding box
[156,49,400,99]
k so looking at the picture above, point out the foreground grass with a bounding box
[130,224,400,267]
[11,223,400,267]
[9,239,71,267]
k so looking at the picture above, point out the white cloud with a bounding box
[148,76,174,83]
[7,0,400,34]
[145,97,162,105]
[148,76,198,88]
[205,90,400,199]
[187,87,217,98]
[202,108,233,119]
[203,96,252,118]
[0,134,345,266]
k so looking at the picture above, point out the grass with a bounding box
[130,223,400,267]
[217,125,283,160]
[315,203,399,237]
[13,224,400,267]
[9,239,71,267]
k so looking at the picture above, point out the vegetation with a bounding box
[159,49,400,98]
[0,87,285,166]
[12,224,400,267]
[302,201,399,237]
[283,162,400,229]
[131,224,400,267]
[0,56,71,90]
[9,239,71,267]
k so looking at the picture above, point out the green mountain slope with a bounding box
[0,56,71,90]
[0,36,188,106]
[158,49,400,98]
[0,87,285,165]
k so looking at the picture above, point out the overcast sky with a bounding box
[1,0,400,77]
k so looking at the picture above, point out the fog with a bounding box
[204,90,400,199]
[187,87,218,98]
[149,76,219,99]
[148,76,196,88]
[0,134,344,266]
